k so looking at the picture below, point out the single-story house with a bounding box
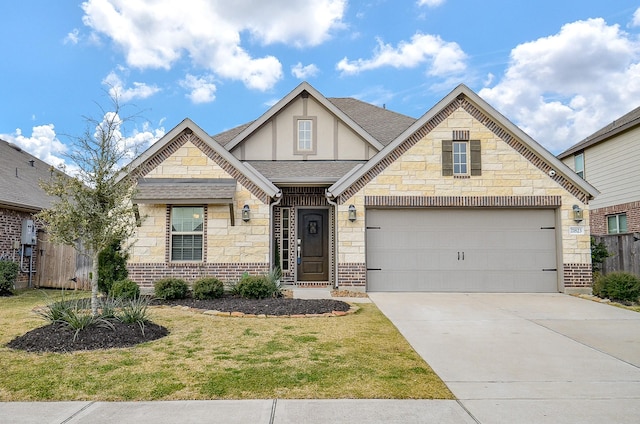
[558,105,640,236]
[123,82,598,293]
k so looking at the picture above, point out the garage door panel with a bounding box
[366,209,558,292]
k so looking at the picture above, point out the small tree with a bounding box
[591,237,610,273]
[37,95,141,316]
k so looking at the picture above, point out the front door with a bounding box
[297,209,329,281]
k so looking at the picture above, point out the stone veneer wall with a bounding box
[127,132,271,286]
[334,104,594,292]
[589,200,640,236]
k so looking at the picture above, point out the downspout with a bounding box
[325,190,339,289]
[269,191,283,271]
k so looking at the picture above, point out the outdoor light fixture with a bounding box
[242,204,250,222]
[348,204,357,222]
[572,205,583,223]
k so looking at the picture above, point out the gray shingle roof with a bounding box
[558,104,640,158]
[134,178,236,204]
[0,139,59,211]
[246,161,365,184]
[212,121,254,147]
[327,98,416,146]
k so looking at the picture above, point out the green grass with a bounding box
[0,289,453,401]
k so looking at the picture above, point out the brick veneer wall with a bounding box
[0,207,38,288]
[589,200,640,236]
[563,263,592,289]
[128,262,270,288]
[338,263,366,288]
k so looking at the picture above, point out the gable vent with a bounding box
[452,130,470,141]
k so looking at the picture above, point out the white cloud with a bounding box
[64,28,80,45]
[1,125,67,169]
[479,18,640,153]
[80,0,346,91]
[291,62,320,79]
[336,33,467,77]
[417,0,445,7]
[632,7,640,27]
[103,71,160,102]
[180,74,217,104]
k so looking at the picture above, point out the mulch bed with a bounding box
[6,296,351,353]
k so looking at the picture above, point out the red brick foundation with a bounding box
[563,263,592,289]
[127,262,270,288]
[337,263,366,288]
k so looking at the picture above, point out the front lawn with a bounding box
[0,290,453,401]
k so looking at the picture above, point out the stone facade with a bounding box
[127,134,271,288]
[335,107,592,292]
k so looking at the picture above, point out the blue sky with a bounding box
[1,0,640,169]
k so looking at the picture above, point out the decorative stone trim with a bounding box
[152,303,359,318]
[127,262,269,288]
[337,97,590,204]
[563,263,592,288]
[365,195,562,208]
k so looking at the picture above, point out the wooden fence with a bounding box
[35,232,92,290]
[593,234,640,277]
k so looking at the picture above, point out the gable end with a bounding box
[336,96,590,204]
[132,130,272,203]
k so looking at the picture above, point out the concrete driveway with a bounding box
[369,293,640,424]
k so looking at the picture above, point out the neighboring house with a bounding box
[0,139,90,290]
[558,106,640,236]
[123,82,597,293]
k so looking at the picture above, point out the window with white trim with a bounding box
[574,152,584,179]
[297,119,312,151]
[607,213,627,234]
[453,141,468,175]
[171,206,204,261]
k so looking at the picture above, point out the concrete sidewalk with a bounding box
[369,293,640,424]
[0,400,476,424]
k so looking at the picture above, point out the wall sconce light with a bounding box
[572,205,583,223]
[348,204,357,222]
[242,204,250,222]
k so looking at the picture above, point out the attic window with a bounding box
[293,116,317,156]
[442,131,481,177]
[298,119,312,151]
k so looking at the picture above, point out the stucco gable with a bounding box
[328,85,598,204]
[121,119,279,203]
[223,82,386,156]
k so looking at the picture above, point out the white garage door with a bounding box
[366,208,558,292]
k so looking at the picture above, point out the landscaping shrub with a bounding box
[154,278,189,300]
[590,237,610,273]
[110,279,140,300]
[0,260,20,295]
[592,272,640,302]
[235,274,279,299]
[98,240,129,294]
[192,277,224,300]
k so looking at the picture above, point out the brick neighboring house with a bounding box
[558,105,640,236]
[0,139,55,289]
[122,82,597,293]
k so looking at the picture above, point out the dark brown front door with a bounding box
[297,209,329,281]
